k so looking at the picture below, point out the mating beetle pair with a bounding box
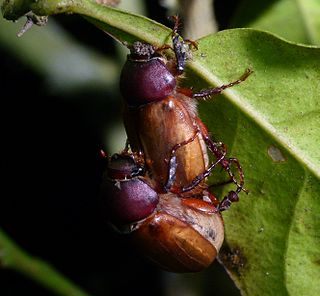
[100,16,252,272]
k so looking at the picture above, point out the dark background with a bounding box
[0,1,242,295]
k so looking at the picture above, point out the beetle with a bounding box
[120,16,252,200]
[100,151,225,272]
[100,152,159,227]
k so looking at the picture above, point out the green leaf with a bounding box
[193,29,320,296]
[231,0,320,45]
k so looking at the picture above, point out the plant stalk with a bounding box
[0,228,91,296]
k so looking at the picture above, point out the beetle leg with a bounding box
[226,157,246,193]
[179,144,226,193]
[157,15,197,75]
[171,130,247,197]
[168,15,197,75]
[217,190,239,212]
[192,68,253,100]
[165,124,233,195]
[204,135,247,193]
[164,155,178,192]
[181,197,219,213]
[207,155,248,211]
[164,129,201,192]
[164,119,246,197]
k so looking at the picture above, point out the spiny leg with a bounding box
[179,148,226,193]
[164,124,246,211]
[217,161,248,212]
[165,128,227,194]
[203,133,247,193]
[227,157,246,193]
[217,190,240,212]
[201,133,248,211]
[210,157,247,211]
[193,68,253,100]
[164,128,201,191]
[168,15,198,75]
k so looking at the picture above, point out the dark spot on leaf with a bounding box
[219,245,247,276]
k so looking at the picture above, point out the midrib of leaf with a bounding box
[295,0,318,44]
[190,59,320,180]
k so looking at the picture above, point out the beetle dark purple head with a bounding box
[107,153,144,179]
[120,41,176,107]
[100,153,159,226]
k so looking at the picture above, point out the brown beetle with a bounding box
[131,192,224,272]
[120,16,252,201]
[100,151,224,272]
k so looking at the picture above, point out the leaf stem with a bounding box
[0,228,91,296]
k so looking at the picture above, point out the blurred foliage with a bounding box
[0,17,119,93]
[231,0,320,45]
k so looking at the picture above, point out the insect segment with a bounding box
[120,16,252,200]
[100,151,224,272]
[100,152,159,227]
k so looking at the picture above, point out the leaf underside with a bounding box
[194,30,320,296]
